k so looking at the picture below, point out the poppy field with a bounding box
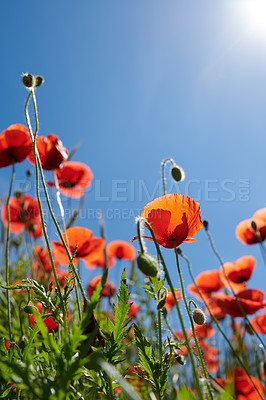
[0,74,266,400]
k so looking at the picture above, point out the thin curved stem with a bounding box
[174,245,213,400]
[161,158,175,196]
[25,90,68,332]
[138,218,204,399]
[259,242,266,273]
[5,161,15,341]
[179,248,264,400]
[53,171,84,314]
[137,219,145,254]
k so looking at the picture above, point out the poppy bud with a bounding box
[14,191,21,199]
[192,308,206,325]
[245,323,254,335]
[35,75,44,87]
[175,353,185,365]
[157,297,166,310]
[137,253,159,277]
[22,73,35,88]
[171,164,185,182]
[24,302,38,314]
[203,220,209,230]
[251,220,257,232]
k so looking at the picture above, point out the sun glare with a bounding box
[240,0,266,38]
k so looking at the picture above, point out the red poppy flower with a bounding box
[251,310,266,334]
[33,246,59,273]
[137,194,203,248]
[165,290,182,311]
[187,283,210,302]
[215,289,266,318]
[236,208,266,245]
[200,340,219,374]
[1,193,42,237]
[29,302,59,333]
[230,367,264,400]
[173,331,191,355]
[57,270,72,288]
[5,341,11,350]
[204,297,226,321]
[27,134,68,170]
[52,227,105,267]
[189,323,215,340]
[32,246,58,282]
[50,161,93,198]
[87,276,116,298]
[188,270,224,300]
[0,124,32,168]
[85,249,115,269]
[254,208,266,223]
[128,302,140,318]
[107,240,136,260]
[220,256,256,294]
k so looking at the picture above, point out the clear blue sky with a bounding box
[1,1,266,304]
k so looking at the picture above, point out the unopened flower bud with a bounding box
[192,308,206,325]
[175,353,185,365]
[251,220,257,232]
[35,75,45,87]
[137,253,159,277]
[14,191,21,199]
[203,220,209,230]
[22,73,35,88]
[24,302,38,314]
[245,323,254,335]
[171,164,185,182]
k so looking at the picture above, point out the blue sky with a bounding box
[1,1,266,306]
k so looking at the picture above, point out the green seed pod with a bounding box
[245,323,254,335]
[137,253,159,277]
[203,220,209,230]
[192,308,206,325]
[35,75,45,87]
[157,297,166,310]
[175,353,185,365]
[24,303,38,314]
[251,220,257,232]
[171,164,185,182]
[22,73,35,88]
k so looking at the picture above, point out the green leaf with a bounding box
[133,324,154,380]
[111,270,131,342]
[178,386,196,400]
[97,359,142,400]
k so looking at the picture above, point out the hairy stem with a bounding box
[5,161,15,341]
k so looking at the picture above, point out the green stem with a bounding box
[75,261,82,320]
[138,218,204,400]
[104,372,115,400]
[27,91,85,307]
[174,245,213,400]
[157,308,163,361]
[179,248,264,400]
[259,242,266,273]
[137,219,145,254]
[99,212,108,272]
[5,161,15,341]
[25,90,68,333]
[53,171,84,313]
[204,227,266,350]
[161,158,175,196]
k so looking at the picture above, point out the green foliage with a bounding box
[104,270,132,365]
